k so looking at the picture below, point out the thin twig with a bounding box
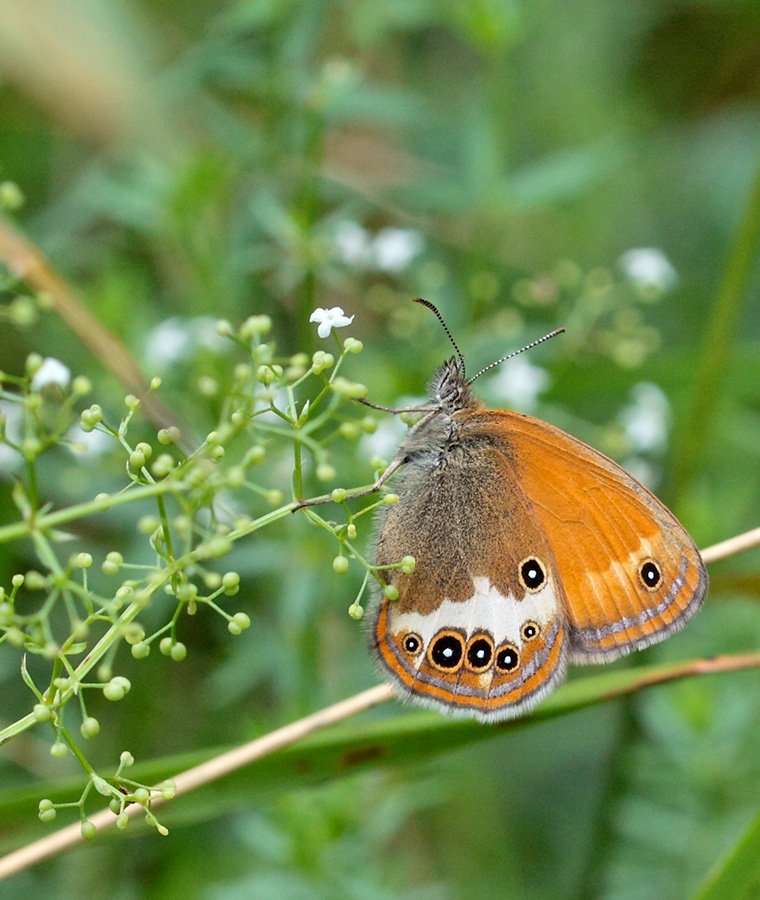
[0,684,394,881]
[0,216,193,451]
[0,526,757,881]
[700,526,760,565]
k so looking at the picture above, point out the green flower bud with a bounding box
[333,555,350,574]
[131,641,150,659]
[316,463,336,482]
[339,422,360,440]
[222,572,240,594]
[383,584,400,601]
[400,555,417,574]
[71,375,92,396]
[240,314,272,337]
[33,703,52,722]
[343,337,363,353]
[80,717,101,739]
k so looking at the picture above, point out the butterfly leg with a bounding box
[293,456,407,509]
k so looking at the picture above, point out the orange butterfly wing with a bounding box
[460,409,708,663]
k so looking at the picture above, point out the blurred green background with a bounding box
[1,0,760,898]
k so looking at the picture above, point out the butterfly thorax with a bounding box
[397,365,485,471]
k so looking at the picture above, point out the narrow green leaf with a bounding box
[688,805,760,900]
[1,652,758,852]
[670,149,760,496]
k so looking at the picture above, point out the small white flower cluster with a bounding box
[333,222,424,273]
[484,356,551,414]
[619,382,670,453]
[31,357,71,391]
[143,316,230,370]
[618,248,678,293]
[0,400,23,474]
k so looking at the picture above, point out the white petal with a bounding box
[619,248,678,292]
[31,358,71,390]
[334,222,371,267]
[372,228,424,272]
[317,320,333,338]
[310,308,328,323]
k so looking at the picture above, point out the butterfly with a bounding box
[366,299,707,722]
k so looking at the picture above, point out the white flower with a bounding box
[619,248,678,292]
[371,228,424,273]
[619,382,670,453]
[144,316,229,371]
[332,221,424,273]
[309,307,355,338]
[31,357,71,391]
[333,221,372,267]
[621,456,659,489]
[0,400,23,475]
[65,425,113,459]
[484,356,551,414]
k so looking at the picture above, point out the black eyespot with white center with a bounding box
[466,635,493,672]
[640,560,662,591]
[519,557,546,592]
[495,643,520,673]
[403,633,422,655]
[429,632,464,671]
[521,621,540,642]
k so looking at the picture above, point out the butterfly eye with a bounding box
[466,635,494,671]
[429,632,464,671]
[519,557,546,592]
[639,560,662,590]
[403,633,422,655]
[521,621,540,642]
[495,643,520,673]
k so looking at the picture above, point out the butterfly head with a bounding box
[430,357,481,413]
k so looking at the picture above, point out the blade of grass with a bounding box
[2,650,760,878]
[669,150,760,496]
[687,804,760,900]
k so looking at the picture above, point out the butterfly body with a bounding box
[372,356,708,722]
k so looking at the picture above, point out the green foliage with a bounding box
[1,0,760,898]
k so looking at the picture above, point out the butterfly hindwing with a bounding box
[373,432,568,721]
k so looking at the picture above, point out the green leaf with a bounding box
[688,805,760,900]
[1,652,757,853]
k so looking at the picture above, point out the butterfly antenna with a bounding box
[413,297,466,376]
[467,328,565,385]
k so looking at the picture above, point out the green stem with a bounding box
[59,725,96,776]
[25,456,39,515]
[0,480,185,544]
[293,440,303,499]
[669,148,760,497]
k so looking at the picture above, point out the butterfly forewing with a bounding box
[461,410,708,663]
